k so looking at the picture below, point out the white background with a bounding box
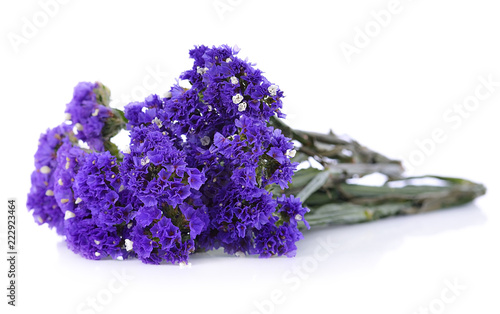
[1,0,499,313]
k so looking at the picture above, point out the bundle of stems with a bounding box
[270,117,486,228]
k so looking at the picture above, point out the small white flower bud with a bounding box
[238,102,247,112]
[286,149,297,158]
[197,66,208,74]
[141,156,150,166]
[232,93,244,104]
[268,85,278,96]
[201,136,210,146]
[40,166,51,174]
[64,211,75,220]
[152,117,163,128]
[125,239,133,251]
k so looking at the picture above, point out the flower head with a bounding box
[27,125,73,234]
[161,45,304,257]
[28,45,305,264]
[66,151,133,260]
[65,82,124,151]
[119,96,209,264]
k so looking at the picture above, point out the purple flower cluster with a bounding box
[27,125,72,234]
[119,94,209,264]
[27,123,133,260]
[66,151,133,260]
[159,45,308,257]
[64,82,113,151]
[27,45,308,264]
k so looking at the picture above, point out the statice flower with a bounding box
[197,114,305,256]
[52,140,85,216]
[253,220,304,258]
[164,45,285,139]
[65,82,124,151]
[28,45,309,264]
[163,45,308,257]
[27,125,73,235]
[119,95,209,264]
[66,151,133,260]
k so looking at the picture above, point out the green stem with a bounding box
[270,117,487,228]
[101,108,128,161]
[298,176,486,229]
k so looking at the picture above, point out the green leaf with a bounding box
[296,168,341,202]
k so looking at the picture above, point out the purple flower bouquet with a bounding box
[27,45,485,265]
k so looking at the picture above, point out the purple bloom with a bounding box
[29,45,306,264]
[134,206,161,227]
[65,151,133,260]
[253,221,303,258]
[64,216,125,260]
[187,168,205,190]
[65,82,111,151]
[277,195,310,229]
[27,125,72,235]
[150,217,181,249]
[65,82,124,152]
[160,45,304,257]
[129,225,157,262]
[118,96,209,264]
[53,140,85,215]
[267,147,286,165]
